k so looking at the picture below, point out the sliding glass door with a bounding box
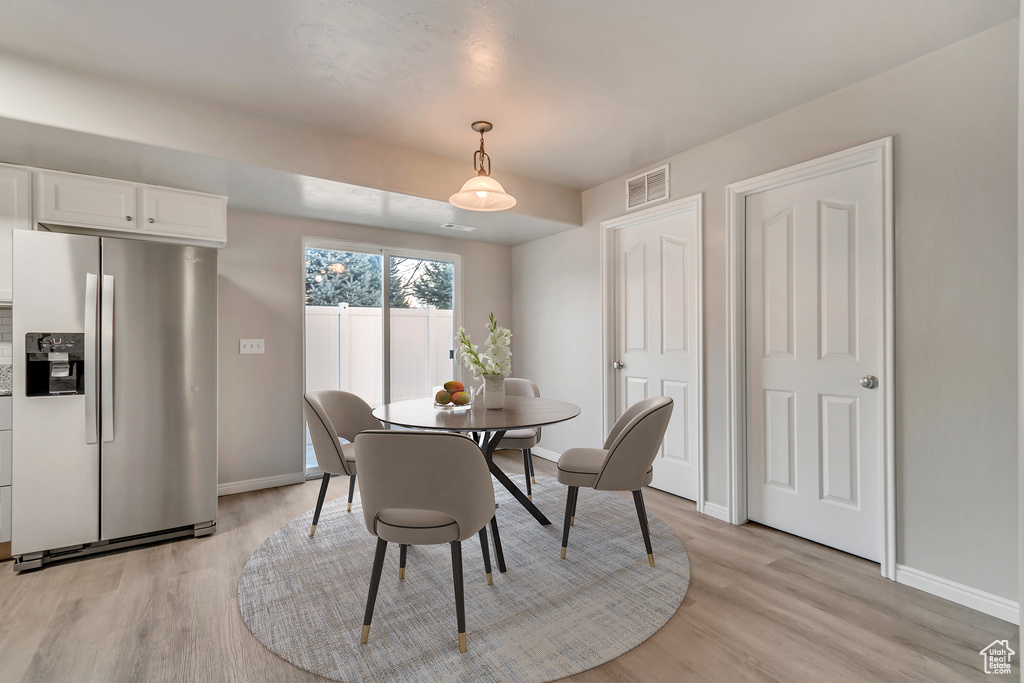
[302,240,460,473]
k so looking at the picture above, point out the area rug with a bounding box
[238,475,689,682]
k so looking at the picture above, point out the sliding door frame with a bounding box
[301,237,463,472]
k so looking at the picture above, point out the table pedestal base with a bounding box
[478,430,552,528]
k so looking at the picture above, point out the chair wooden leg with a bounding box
[523,450,533,501]
[451,541,467,653]
[527,448,536,484]
[399,544,407,580]
[361,538,388,644]
[347,475,357,512]
[478,527,493,585]
[570,485,579,526]
[561,486,578,559]
[310,474,331,537]
[633,490,655,567]
[489,515,507,573]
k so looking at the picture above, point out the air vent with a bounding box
[625,164,670,210]
[441,222,478,233]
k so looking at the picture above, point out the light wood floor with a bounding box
[0,452,1016,682]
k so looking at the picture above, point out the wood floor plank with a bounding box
[0,450,1014,682]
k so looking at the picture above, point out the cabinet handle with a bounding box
[125,215,133,221]
[148,218,155,223]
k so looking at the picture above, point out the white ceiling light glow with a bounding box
[449,121,517,212]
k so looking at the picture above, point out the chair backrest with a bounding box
[473,377,539,398]
[354,430,496,542]
[504,378,540,399]
[303,390,382,476]
[595,396,674,491]
[475,378,543,441]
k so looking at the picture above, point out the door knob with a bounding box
[613,360,624,370]
[859,375,878,389]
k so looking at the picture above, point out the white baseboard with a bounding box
[218,472,307,497]
[701,501,731,522]
[895,564,1020,625]
[531,447,560,463]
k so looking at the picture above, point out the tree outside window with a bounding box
[305,249,454,310]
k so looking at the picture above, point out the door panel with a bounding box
[820,394,858,506]
[100,238,217,540]
[661,237,688,353]
[615,207,701,500]
[12,231,101,554]
[624,243,647,352]
[660,380,689,464]
[745,162,881,561]
[763,389,795,491]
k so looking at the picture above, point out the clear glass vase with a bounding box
[482,374,505,409]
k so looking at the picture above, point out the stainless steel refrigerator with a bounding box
[11,230,217,570]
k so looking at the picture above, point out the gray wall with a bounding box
[514,21,1019,600]
[218,208,512,486]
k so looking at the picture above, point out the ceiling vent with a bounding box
[440,222,478,233]
[626,164,669,211]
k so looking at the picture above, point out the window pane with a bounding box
[304,248,384,470]
[389,256,455,401]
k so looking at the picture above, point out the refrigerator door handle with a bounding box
[84,273,99,444]
[101,274,115,443]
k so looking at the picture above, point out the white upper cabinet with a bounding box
[38,171,138,230]
[141,186,227,242]
[0,165,32,303]
[34,169,226,246]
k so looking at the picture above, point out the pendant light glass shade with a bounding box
[449,120,517,212]
[449,174,517,211]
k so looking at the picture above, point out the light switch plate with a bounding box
[240,339,265,354]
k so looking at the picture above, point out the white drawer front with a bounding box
[0,396,10,431]
[0,431,9,487]
[1,486,10,543]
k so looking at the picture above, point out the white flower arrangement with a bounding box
[455,313,512,378]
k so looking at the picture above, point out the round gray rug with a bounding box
[238,475,689,682]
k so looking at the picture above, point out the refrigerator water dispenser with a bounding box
[25,333,86,396]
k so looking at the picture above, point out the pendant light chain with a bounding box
[474,130,491,176]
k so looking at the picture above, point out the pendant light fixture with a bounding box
[449,121,517,211]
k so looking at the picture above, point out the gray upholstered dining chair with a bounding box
[555,396,673,567]
[302,390,383,537]
[354,430,497,653]
[474,378,543,499]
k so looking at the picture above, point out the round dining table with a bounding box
[371,395,580,531]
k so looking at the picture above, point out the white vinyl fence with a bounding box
[305,304,455,409]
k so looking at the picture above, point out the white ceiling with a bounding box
[0,0,1016,191]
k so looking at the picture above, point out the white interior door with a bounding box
[614,206,701,500]
[745,162,882,561]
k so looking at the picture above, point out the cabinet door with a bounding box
[0,166,31,302]
[0,431,9,487]
[0,486,10,543]
[38,171,138,231]
[141,187,226,243]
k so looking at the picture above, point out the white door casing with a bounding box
[726,138,895,578]
[603,194,704,502]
